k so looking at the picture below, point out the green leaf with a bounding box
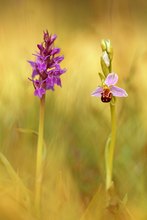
[98,72,105,82]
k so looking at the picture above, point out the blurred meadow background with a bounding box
[0,0,147,219]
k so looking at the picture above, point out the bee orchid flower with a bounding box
[91,73,128,102]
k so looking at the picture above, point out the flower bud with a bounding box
[101,39,107,51]
[100,56,109,76]
[102,51,110,67]
[101,39,113,61]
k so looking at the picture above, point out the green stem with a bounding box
[35,94,45,216]
[105,100,116,190]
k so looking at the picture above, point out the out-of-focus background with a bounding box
[0,0,147,219]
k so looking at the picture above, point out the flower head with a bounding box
[91,73,128,103]
[28,31,66,98]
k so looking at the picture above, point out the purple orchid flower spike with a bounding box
[28,30,66,98]
[91,73,128,103]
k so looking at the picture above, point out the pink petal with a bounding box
[111,86,128,97]
[105,73,118,86]
[91,87,103,97]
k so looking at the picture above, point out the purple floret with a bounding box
[28,31,66,98]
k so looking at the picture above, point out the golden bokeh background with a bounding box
[0,0,147,219]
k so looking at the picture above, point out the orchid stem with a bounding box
[35,94,45,217]
[105,100,116,190]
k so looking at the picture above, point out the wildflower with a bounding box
[91,73,128,103]
[28,31,66,98]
